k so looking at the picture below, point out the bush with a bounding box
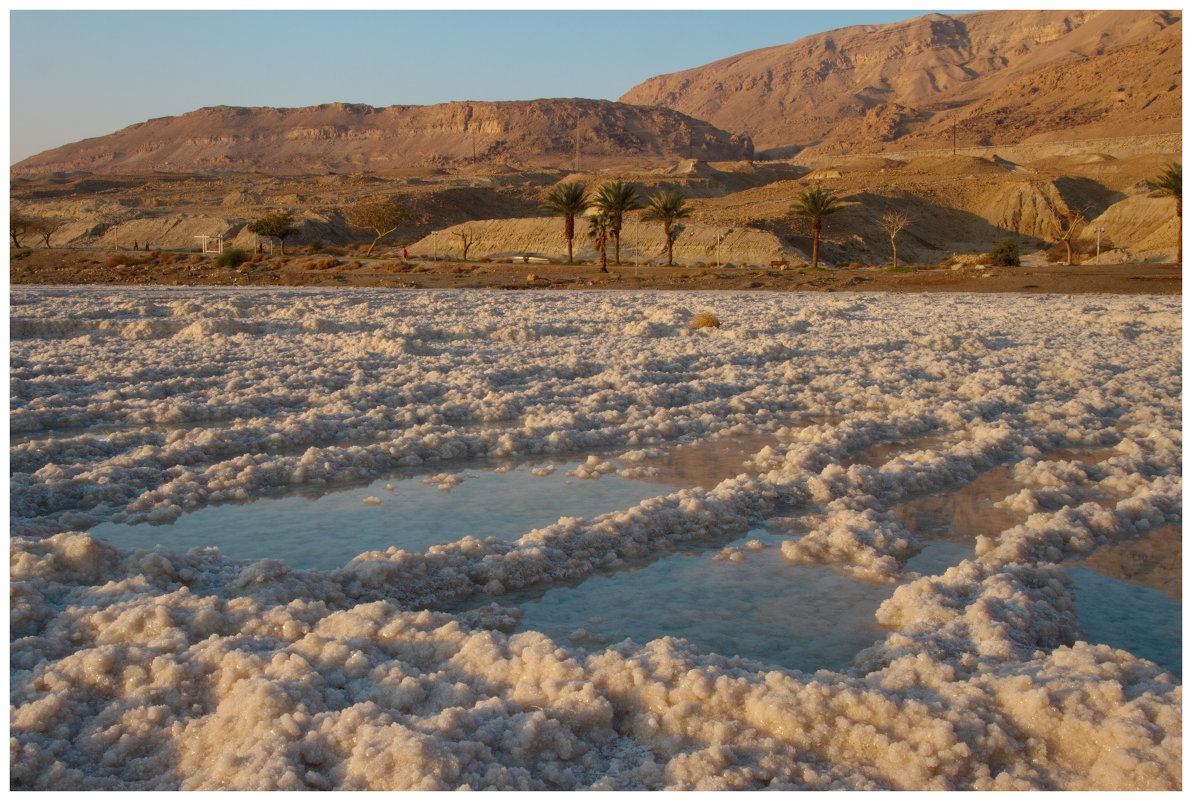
[986,239,1020,266]
[11,250,31,261]
[214,248,249,268]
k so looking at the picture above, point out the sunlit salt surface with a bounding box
[10,287,1180,790]
[1068,566,1182,678]
[891,446,1121,544]
[88,456,693,570]
[511,531,970,673]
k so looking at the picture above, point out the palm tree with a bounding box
[540,182,590,264]
[587,211,612,272]
[642,190,691,266]
[789,188,845,268]
[592,181,642,265]
[1150,163,1181,264]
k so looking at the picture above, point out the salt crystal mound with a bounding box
[10,287,1181,790]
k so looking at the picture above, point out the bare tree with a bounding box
[1051,211,1087,266]
[343,196,409,255]
[454,228,476,260]
[29,216,66,248]
[10,211,32,247]
[878,211,912,269]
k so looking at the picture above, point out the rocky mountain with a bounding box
[620,9,1181,157]
[11,99,753,175]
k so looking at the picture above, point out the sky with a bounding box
[8,5,994,164]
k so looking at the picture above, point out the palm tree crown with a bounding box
[642,190,692,266]
[587,210,612,271]
[541,182,590,263]
[592,181,642,264]
[1151,163,1182,200]
[1150,163,1182,263]
[790,187,844,220]
[789,188,845,268]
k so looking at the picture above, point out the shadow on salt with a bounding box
[511,532,971,674]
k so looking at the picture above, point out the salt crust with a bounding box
[10,288,1181,790]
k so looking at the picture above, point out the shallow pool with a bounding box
[89,456,689,570]
[511,530,972,673]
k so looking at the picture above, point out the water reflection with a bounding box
[513,531,970,673]
[1068,566,1181,677]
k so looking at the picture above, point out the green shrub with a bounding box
[11,249,31,261]
[986,239,1020,266]
[214,248,249,268]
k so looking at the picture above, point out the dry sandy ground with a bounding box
[8,248,1183,294]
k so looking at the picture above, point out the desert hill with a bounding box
[11,99,754,175]
[620,9,1181,157]
[7,9,1181,269]
[11,133,1180,267]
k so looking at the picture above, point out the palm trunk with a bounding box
[811,217,822,268]
[1177,198,1182,264]
[565,215,575,263]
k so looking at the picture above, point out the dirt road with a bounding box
[8,248,1182,294]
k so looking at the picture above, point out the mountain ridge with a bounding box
[12,98,754,175]
[620,9,1181,156]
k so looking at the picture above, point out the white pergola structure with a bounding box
[194,235,225,254]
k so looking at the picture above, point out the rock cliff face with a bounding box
[12,99,753,175]
[620,9,1181,156]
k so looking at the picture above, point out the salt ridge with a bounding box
[10,287,1181,790]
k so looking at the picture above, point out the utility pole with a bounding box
[1095,226,1106,258]
[716,232,722,268]
[952,120,958,156]
[574,123,580,172]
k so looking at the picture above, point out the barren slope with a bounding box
[12,99,754,175]
[620,9,1181,155]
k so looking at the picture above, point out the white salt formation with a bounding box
[10,287,1181,790]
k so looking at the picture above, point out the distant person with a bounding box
[133,240,138,250]
[402,248,408,260]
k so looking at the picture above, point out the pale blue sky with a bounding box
[10,8,974,164]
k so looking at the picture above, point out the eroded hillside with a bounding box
[10,135,1180,267]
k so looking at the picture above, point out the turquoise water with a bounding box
[1068,566,1182,678]
[512,531,971,673]
[90,458,685,570]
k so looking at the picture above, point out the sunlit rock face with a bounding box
[10,286,1181,790]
